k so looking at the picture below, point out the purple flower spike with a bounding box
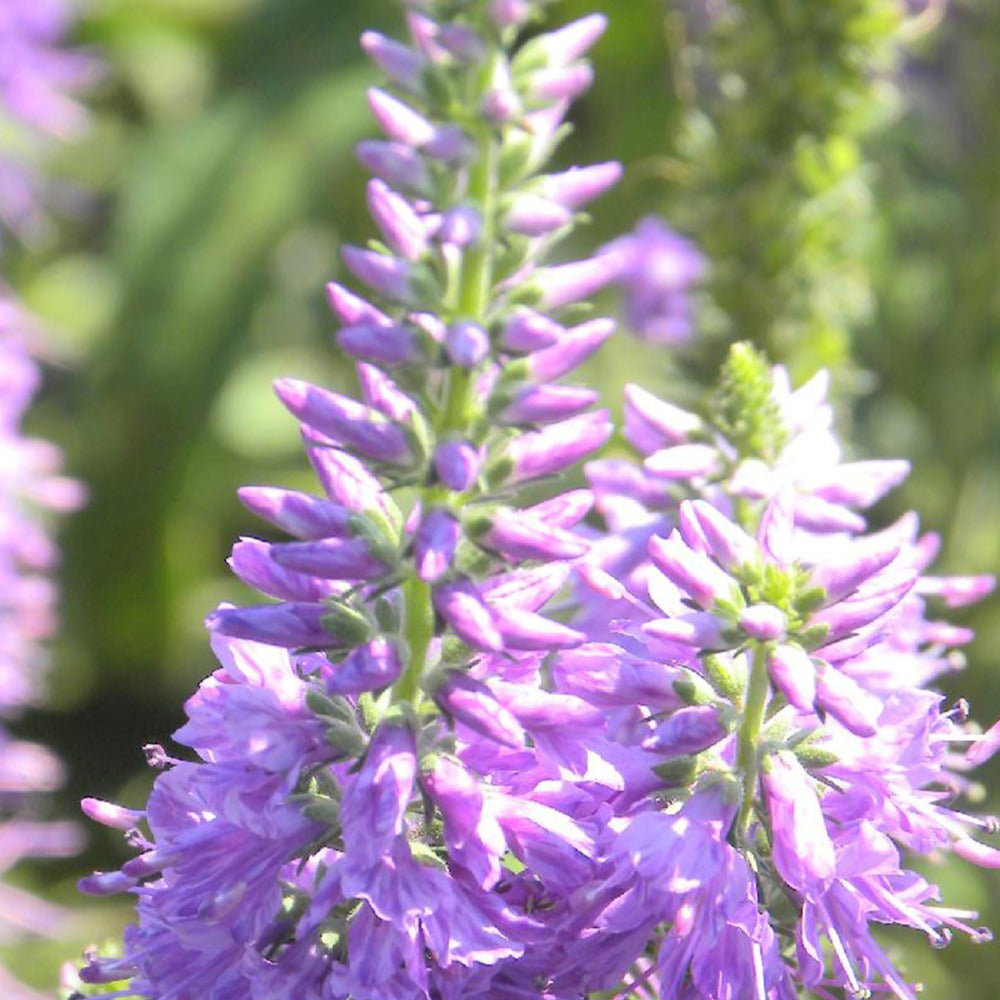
[275,378,414,466]
[528,64,594,103]
[436,205,482,247]
[366,179,428,261]
[326,637,402,695]
[434,579,503,651]
[643,612,725,650]
[490,0,532,28]
[809,535,902,603]
[601,217,705,342]
[503,410,612,485]
[762,752,836,891]
[434,439,482,491]
[81,798,144,831]
[813,661,881,736]
[624,383,701,452]
[415,508,460,581]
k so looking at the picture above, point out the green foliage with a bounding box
[711,341,787,462]
[662,0,903,383]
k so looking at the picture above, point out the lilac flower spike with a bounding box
[572,342,1000,1000]
[82,3,625,997]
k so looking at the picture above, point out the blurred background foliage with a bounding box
[3,0,1000,994]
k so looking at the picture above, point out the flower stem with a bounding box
[395,83,500,704]
[736,642,770,837]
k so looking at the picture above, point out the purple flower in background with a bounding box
[0,0,94,242]
[600,216,705,343]
[0,303,86,994]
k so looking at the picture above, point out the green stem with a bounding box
[736,642,770,837]
[396,576,435,703]
[394,97,500,704]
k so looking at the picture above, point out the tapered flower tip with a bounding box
[434,579,503,651]
[537,15,608,66]
[624,383,701,451]
[814,662,882,737]
[540,161,622,210]
[325,282,391,327]
[492,605,585,650]
[501,308,563,352]
[528,63,595,103]
[367,87,436,147]
[340,245,413,303]
[81,798,144,831]
[529,317,615,382]
[648,530,736,610]
[681,499,757,569]
[360,31,425,91]
[918,573,996,609]
[768,643,816,712]
[366,178,428,261]
[807,459,911,509]
[503,410,613,485]
[206,602,330,649]
[809,535,903,604]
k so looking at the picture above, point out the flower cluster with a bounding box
[76,4,999,1000]
[1,3,91,992]
[599,216,705,344]
[0,0,93,243]
[0,303,85,999]
[79,3,627,998]
[566,342,998,998]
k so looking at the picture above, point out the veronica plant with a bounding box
[566,343,998,999]
[77,3,629,998]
